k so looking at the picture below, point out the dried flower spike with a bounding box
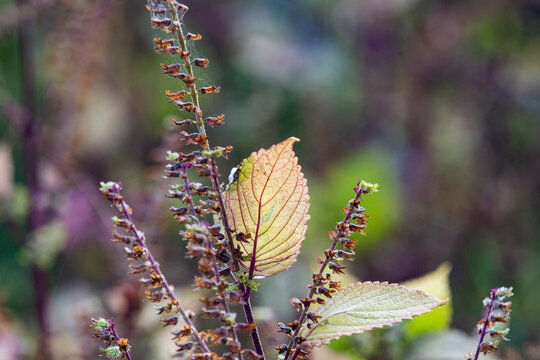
[465,287,513,360]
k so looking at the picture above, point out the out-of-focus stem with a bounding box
[17,0,51,359]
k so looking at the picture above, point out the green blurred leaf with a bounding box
[401,262,452,339]
[19,221,67,269]
[308,147,402,252]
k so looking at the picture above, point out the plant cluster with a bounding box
[93,1,455,359]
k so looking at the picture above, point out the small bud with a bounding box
[91,318,110,332]
[101,346,122,360]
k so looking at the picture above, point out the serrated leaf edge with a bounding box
[225,137,310,277]
[301,281,449,348]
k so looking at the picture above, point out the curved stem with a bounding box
[473,289,497,360]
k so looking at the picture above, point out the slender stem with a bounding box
[17,1,51,359]
[290,347,301,360]
[109,322,133,360]
[210,157,239,273]
[112,187,212,354]
[283,189,365,360]
[473,289,497,360]
[243,298,265,358]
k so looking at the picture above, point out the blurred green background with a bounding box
[1,0,540,359]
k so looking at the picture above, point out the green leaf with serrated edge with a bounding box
[224,137,310,278]
[297,281,448,348]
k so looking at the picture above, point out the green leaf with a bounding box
[298,281,448,348]
[401,262,452,339]
[246,279,261,291]
[224,137,310,277]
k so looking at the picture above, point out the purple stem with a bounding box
[210,158,266,359]
[111,185,212,354]
[473,288,497,360]
[243,299,265,358]
[17,1,51,359]
[109,320,133,360]
[283,187,366,360]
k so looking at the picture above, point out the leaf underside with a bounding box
[224,137,310,277]
[298,281,448,348]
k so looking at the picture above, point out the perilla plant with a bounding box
[94,1,449,359]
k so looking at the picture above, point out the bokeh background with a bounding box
[1,0,540,359]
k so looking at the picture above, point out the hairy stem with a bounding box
[111,187,211,354]
[283,188,365,360]
[474,289,497,360]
